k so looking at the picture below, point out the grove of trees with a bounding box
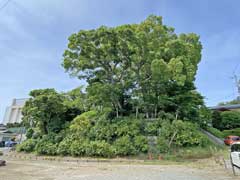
[17,15,212,157]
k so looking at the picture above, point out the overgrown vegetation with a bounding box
[222,128,240,137]
[212,110,240,131]
[205,127,224,138]
[17,15,214,158]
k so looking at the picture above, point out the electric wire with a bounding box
[0,0,11,11]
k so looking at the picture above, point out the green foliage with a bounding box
[69,139,88,156]
[57,138,72,155]
[163,146,219,161]
[113,136,136,156]
[114,117,145,138]
[222,128,240,137]
[221,111,240,130]
[144,121,160,136]
[133,135,149,153]
[22,89,67,135]
[205,126,224,138]
[16,139,37,153]
[69,111,97,138]
[157,120,210,153]
[35,138,58,155]
[212,111,222,130]
[86,141,114,157]
[62,15,203,120]
[19,15,210,158]
[26,128,34,139]
[157,137,169,153]
[219,99,240,106]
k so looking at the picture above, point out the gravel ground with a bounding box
[0,159,238,180]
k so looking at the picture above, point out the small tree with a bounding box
[22,89,67,135]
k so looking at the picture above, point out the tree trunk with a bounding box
[154,106,157,118]
[136,107,139,118]
[116,107,119,118]
[168,130,178,148]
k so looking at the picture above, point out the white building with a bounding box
[2,98,28,125]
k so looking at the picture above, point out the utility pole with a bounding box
[233,74,240,100]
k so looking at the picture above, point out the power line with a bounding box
[0,0,11,11]
[233,61,240,74]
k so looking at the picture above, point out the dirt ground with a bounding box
[0,159,238,180]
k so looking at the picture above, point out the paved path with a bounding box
[200,129,224,146]
[0,160,238,180]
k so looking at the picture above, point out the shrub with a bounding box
[70,140,88,156]
[212,111,222,130]
[157,137,169,153]
[133,136,148,153]
[145,122,160,136]
[26,128,34,139]
[113,136,136,156]
[221,111,240,130]
[57,138,72,155]
[158,120,211,152]
[69,111,97,136]
[0,151,3,156]
[88,118,115,142]
[35,139,58,155]
[85,141,114,157]
[16,139,37,153]
[114,117,145,138]
[222,128,240,137]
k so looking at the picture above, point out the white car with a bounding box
[230,142,240,169]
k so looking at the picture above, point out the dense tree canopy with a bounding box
[63,15,203,121]
[17,15,213,157]
[22,88,84,137]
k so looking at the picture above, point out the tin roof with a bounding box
[209,104,240,111]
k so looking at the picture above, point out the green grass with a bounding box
[205,127,224,138]
[131,145,225,163]
[222,128,240,137]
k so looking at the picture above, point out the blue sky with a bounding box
[1,0,240,121]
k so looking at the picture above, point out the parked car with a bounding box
[4,141,17,147]
[224,136,240,145]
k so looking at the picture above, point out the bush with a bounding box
[16,139,37,153]
[212,111,222,130]
[35,139,58,155]
[113,136,136,156]
[26,128,34,139]
[206,126,224,138]
[57,138,72,155]
[69,111,97,136]
[157,137,169,153]
[133,136,148,153]
[114,118,144,138]
[222,128,240,137]
[0,151,3,156]
[85,141,114,157]
[158,120,211,152]
[144,122,160,136]
[70,139,88,156]
[221,111,240,130]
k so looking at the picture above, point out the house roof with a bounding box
[209,104,240,111]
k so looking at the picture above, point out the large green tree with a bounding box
[63,15,203,120]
